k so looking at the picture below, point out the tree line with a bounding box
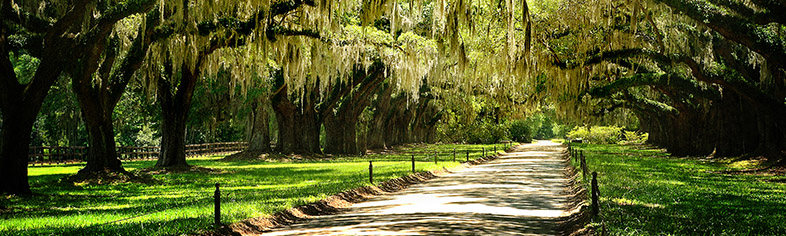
[5,0,781,197]
[2,0,531,196]
[536,0,785,160]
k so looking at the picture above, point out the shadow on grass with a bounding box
[573,143,786,235]
[3,143,514,236]
[21,216,212,236]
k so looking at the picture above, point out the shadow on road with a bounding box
[259,141,569,236]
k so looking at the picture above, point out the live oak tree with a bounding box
[0,0,157,195]
[1,0,682,195]
[70,8,160,175]
[537,0,785,160]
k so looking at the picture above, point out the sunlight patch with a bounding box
[611,198,664,209]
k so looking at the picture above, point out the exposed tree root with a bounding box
[223,150,330,162]
[62,169,155,185]
[138,165,225,175]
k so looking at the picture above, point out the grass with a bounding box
[570,143,786,235]
[0,142,512,236]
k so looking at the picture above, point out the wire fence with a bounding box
[566,140,601,219]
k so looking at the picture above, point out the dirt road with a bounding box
[258,141,569,235]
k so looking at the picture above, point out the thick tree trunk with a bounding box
[298,97,322,153]
[324,113,360,155]
[155,67,197,168]
[271,85,321,154]
[247,101,271,152]
[77,101,123,173]
[0,44,64,195]
[0,104,36,195]
[323,116,342,154]
[383,96,411,146]
[410,98,435,143]
[366,84,393,149]
[322,66,385,155]
[158,106,190,167]
[272,100,297,154]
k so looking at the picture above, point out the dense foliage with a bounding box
[537,0,786,158]
[566,126,623,144]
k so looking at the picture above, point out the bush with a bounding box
[621,130,649,144]
[567,126,623,144]
[466,122,509,144]
[508,120,533,143]
[552,124,574,138]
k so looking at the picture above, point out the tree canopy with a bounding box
[2,0,784,195]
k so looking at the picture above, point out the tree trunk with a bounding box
[367,84,393,149]
[0,42,64,195]
[247,100,271,152]
[324,113,360,155]
[155,67,197,168]
[272,99,297,154]
[384,96,411,146]
[322,64,386,155]
[342,119,359,154]
[271,85,321,154]
[0,104,36,195]
[298,96,322,153]
[77,98,123,172]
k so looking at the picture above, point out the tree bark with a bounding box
[247,100,271,152]
[155,66,197,168]
[383,96,412,146]
[323,64,385,155]
[272,96,297,154]
[73,11,158,173]
[271,83,322,154]
[0,23,68,195]
[366,83,393,149]
[0,102,36,195]
[324,112,360,154]
[76,97,123,173]
[298,100,322,153]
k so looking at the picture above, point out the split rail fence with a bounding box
[28,142,247,165]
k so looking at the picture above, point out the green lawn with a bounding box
[570,143,786,235]
[0,143,510,236]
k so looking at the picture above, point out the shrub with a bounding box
[621,130,649,144]
[567,126,623,144]
[552,124,574,138]
[466,122,509,144]
[508,120,533,143]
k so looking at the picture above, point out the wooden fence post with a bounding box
[592,172,600,218]
[466,151,469,162]
[580,151,589,180]
[369,161,373,184]
[453,148,456,162]
[411,155,415,173]
[482,147,485,157]
[434,151,438,164]
[214,183,221,227]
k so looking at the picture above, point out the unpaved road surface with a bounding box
[257,141,569,235]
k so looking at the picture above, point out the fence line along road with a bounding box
[28,142,248,166]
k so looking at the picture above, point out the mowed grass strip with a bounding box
[0,143,509,236]
[571,143,786,235]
